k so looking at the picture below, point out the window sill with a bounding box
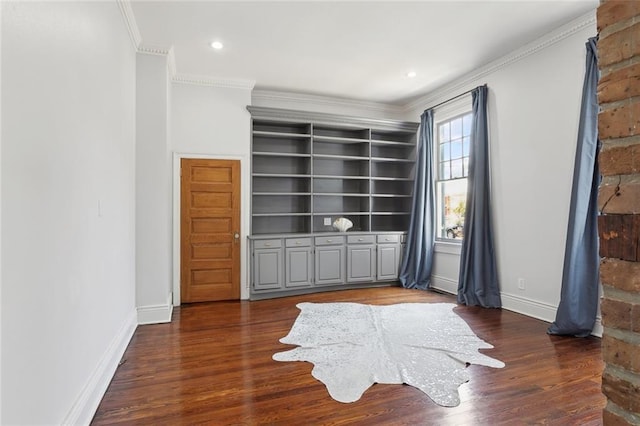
[434,240,462,255]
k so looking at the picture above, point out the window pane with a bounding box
[462,114,472,137]
[463,157,469,176]
[451,159,464,179]
[451,118,462,140]
[440,143,450,161]
[451,140,462,159]
[462,137,470,156]
[436,179,467,239]
[440,161,451,180]
[439,123,450,142]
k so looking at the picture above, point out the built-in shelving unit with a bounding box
[249,107,418,235]
[248,107,417,299]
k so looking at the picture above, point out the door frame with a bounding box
[172,152,250,305]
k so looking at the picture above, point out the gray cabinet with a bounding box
[250,232,405,298]
[285,238,313,288]
[347,235,375,283]
[377,234,401,281]
[315,236,345,285]
[252,239,283,291]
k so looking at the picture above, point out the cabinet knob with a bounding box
[265,243,271,247]
[358,238,364,241]
[327,239,333,243]
[296,241,302,245]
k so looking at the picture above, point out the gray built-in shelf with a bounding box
[248,106,419,235]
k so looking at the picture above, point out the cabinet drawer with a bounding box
[253,239,282,249]
[377,234,400,244]
[286,237,312,247]
[314,236,345,246]
[347,235,376,244]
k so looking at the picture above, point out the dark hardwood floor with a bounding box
[92,288,604,425]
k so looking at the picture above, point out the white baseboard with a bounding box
[62,310,137,426]
[137,292,174,325]
[431,275,458,294]
[503,293,603,337]
[431,277,601,337]
[500,293,557,323]
[433,276,556,321]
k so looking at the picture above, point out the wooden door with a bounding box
[181,159,240,302]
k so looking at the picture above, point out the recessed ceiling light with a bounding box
[210,41,224,50]
[407,71,417,78]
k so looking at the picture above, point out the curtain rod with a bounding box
[427,84,485,111]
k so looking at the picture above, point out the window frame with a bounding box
[432,97,472,244]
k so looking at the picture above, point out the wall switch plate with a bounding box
[517,278,525,290]
[324,217,332,226]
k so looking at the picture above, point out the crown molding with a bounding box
[402,10,596,113]
[116,0,141,50]
[172,74,256,90]
[252,89,405,117]
[137,44,171,56]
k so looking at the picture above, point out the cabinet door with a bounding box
[285,247,313,288]
[253,248,283,291]
[347,245,375,283]
[315,245,345,285]
[377,244,400,280]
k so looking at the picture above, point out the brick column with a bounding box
[597,1,640,424]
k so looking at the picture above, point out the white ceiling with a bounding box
[130,1,597,105]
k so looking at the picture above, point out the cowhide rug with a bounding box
[273,302,504,406]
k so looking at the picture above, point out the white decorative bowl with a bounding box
[332,217,353,232]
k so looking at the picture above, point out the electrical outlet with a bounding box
[517,278,525,290]
[324,217,332,226]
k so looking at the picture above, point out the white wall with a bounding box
[406,15,597,322]
[171,83,252,299]
[136,52,174,323]
[0,3,4,422]
[1,2,137,424]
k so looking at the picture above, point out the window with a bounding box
[436,112,472,241]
